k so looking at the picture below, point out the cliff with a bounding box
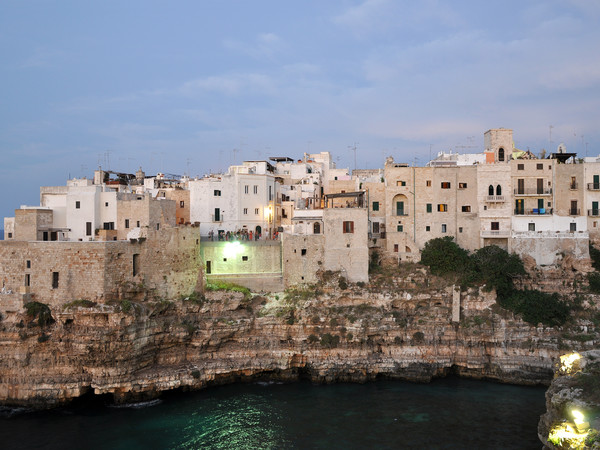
[1,264,597,410]
[538,350,600,449]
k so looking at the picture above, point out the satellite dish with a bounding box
[557,143,566,153]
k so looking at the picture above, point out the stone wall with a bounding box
[282,233,325,286]
[511,232,590,266]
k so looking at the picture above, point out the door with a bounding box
[537,178,544,194]
[206,261,211,274]
[515,199,524,214]
[396,201,404,215]
[517,179,524,195]
[571,200,578,215]
[214,208,220,222]
[537,198,544,212]
[593,201,599,216]
[594,175,599,189]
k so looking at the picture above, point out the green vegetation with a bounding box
[587,272,600,294]
[206,281,252,301]
[307,334,319,344]
[24,301,54,327]
[420,238,569,327]
[120,299,133,313]
[63,299,97,309]
[320,333,340,348]
[589,243,600,270]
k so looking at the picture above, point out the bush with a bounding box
[500,290,570,327]
[338,277,348,290]
[64,299,97,309]
[120,299,133,313]
[320,333,340,348]
[590,244,600,271]
[24,302,54,327]
[307,334,319,344]
[412,331,425,343]
[471,245,525,295]
[420,237,472,277]
[206,281,251,301]
[588,272,600,293]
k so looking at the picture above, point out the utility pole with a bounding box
[348,142,358,171]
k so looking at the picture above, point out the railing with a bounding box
[394,211,409,216]
[480,230,510,237]
[211,214,223,223]
[569,209,581,216]
[514,208,553,216]
[588,183,600,191]
[513,188,552,195]
[570,182,578,190]
[484,195,505,202]
[588,209,600,217]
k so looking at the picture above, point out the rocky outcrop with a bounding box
[538,350,600,449]
[0,276,587,410]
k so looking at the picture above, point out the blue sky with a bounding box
[1,0,599,222]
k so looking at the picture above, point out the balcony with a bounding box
[485,195,505,203]
[394,210,410,216]
[513,188,552,196]
[212,214,223,223]
[569,209,581,216]
[588,209,600,217]
[570,182,578,190]
[588,183,600,191]
[514,208,553,216]
[480,230,510,238]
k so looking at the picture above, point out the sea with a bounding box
[0,377,546,449]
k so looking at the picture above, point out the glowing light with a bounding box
[548,423,589,448]
[223,241,242,258]
[559,352,581,375]
[572,409,590,432]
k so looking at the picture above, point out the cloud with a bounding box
[223,32,284,59]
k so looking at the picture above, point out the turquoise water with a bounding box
[0,378,546,449]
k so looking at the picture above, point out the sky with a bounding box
[1,0,599,223]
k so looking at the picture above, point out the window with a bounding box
[372,201,379,211]
[537,163,543,170]
[314,222,321,234]
[394,244,399,252]
[255,208,259,215]
[396,180,406,186]
[397,224,403,232]
[103,222,114,230]
[342,221,354,233]
[301,249,307,256]
[86,222,92,236]
[242,256,249,261]
[426,204,432,213]
[518,164,524,170]
[7,233,12,238]
[496,185,502,196]
[243,208,248,215]
[105,202,109,207]
[425,226,430,232]
[25,274,30,287]
[133,254,140,276]
[459,227,463,233]
[441,224,447,233]
[214,190,221,196]
[136,221,140,227]
[52,272,59,289]
[461,205,471,212]
[26,260,31,269]
[498,148,505,161]
[372,222,380,233]
[244,185,249,194]
[180,201,185,208]
[528,223,535,231]
[269,186,272,200]
[437,204,447,212]
[253,185,258,194]
[125,219,130,229]
[426,180,432,187]
[570,223,577,232]
[75,201,80,209]
[441,182,451,189]
[491,222,500,231]
[458,182,467,189]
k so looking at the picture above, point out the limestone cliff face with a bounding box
[538,350,600,449]
[3,271,594,409]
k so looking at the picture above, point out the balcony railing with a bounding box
[480,230,510,238]
[514,208,553,216]
[485,195,505,202]
[569,209,581,216]
[588,183,600,191]
[570,182,578,190]
[513,188,552,196]
[212,214,223,223]
[588,209,600,217]
[394,211,409,216]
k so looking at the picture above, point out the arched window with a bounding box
[488,185,494,195]
[313,222,321,234]
[498,148,505,161]
[496,185,502,196]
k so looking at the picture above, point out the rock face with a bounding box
[538,350,600,449]
[0,280,574,409]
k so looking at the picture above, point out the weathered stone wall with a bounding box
[282,233,325,287]
[14,209,53,241]
[511,232,590,266]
